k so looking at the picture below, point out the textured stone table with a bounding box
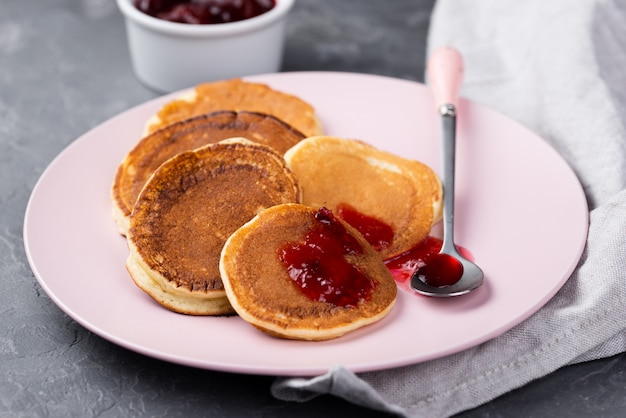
[2,1,625,416]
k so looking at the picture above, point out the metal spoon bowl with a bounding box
[410,46,484,297]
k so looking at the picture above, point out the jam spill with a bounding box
[385,236,473,292]
[336,203,393,251]
[280,205,474,301]
[278,207,376,307]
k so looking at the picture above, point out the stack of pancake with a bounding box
[112,78,442,341]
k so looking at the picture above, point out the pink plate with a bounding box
[23,72,588,376]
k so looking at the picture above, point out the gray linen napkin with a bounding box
[272,0,626,416]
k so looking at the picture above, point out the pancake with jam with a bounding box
[126,139,301,316]
[219,203,397,340]
[284,136,443,259]
[112,110,305,236]
[144,78,324,137]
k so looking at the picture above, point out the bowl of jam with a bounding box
[116,0,294,92]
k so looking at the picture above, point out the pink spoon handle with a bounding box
[427,46,464,109]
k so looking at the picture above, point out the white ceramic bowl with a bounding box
[116,0,295,93]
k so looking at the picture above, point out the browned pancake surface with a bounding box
[128,140,301,313]
[220,203,397,340]
[147,79,323,137]
[112,110,305,234]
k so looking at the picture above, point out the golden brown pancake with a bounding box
[145,78,323,137]
[112,110,305,235]
[284,136,443,259]
[126,139,301,315]
[220,203,397,340]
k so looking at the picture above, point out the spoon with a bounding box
[410,46,484,297]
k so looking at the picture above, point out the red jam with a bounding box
[412,253,463,287]
[336,203,393,251]
[134,0,276,24]
[278,207,376,307]
[385,236,472,291]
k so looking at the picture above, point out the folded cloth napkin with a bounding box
[272,0,626,416]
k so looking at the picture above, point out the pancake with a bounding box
[219,203,397,341]
[112,110,305,235]
[144,78,323,137]
[126,138,301,315]
[284,136,443,259]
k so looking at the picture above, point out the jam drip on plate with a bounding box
[278,207,376,307]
